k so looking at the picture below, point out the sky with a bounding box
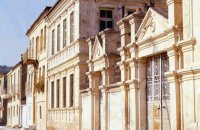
[0,0,56,66]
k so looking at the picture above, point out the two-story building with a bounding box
[0,72,8,125]
[45,0,149,130]
[23,6,51,130]
[5,61,26,128]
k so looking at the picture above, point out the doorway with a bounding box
[146,53,170,130]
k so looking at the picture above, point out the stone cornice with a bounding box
[178,38,196,52]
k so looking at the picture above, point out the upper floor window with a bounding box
[70,12,74,43]
[52,29,55,55]
[100,9,113,31]
[63,19,67,48]
[40,29,43,52]
[57,24,60,52]
[44,26,46,49]
[36,36,39,58]
[31,38,34,57]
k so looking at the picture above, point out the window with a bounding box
[63,77,66,107]
[127,9,136,16]
[36,36,40,58]
[40,29,43,52]
[63,19,67,48]
[69,74,74,107]
[40,106,42,119]
[57,24,60,52]
[51,81,54,108]
[13,106,15,116]
[31,38,34,57]
[44,26,46,49]
[70,12,74,43]
[42,66,45,80]
[56,79,60,108]
[16,105,18,116]
[100,9,113,31]
[52,29,55,55]
[39,68,41,81]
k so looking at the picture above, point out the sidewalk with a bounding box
[0,126,21,130]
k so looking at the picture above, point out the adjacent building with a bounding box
[0,73,8,125]
[45,0,147,130]
[23,6,51,130]
[5,61,26,128]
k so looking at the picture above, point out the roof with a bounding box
[46,0,62,17]
[26,6,51,36]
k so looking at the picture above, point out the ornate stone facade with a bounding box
[1,0,200,130]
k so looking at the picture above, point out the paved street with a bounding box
[0,126,20,130]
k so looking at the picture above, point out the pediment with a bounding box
[136,8,168,41]
[92,36,104,59]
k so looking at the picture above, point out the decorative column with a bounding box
[100,69,108,130]
[126,58,139,130]
[166,0,182,27]
[166,47,180,130]
[178,38,196,68]
[137,59,147,130]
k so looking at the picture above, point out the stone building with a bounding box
[4,61,26,128]
[23,6,50,130]
[0,73,8,125]
[1,0,200,130]
[81,0,200,130]
[45,0,147,130]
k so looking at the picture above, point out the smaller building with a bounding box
[5,61,27,128]
[0,73,8,125]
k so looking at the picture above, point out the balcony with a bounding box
[23,49,38,66]
[48,39,88,69]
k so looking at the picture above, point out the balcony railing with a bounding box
[23,49,38,66]
[47,109,67,123]
[48,39,88,69]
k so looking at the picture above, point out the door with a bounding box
[146,53,170,130]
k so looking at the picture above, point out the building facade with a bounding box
[23,6,50,130]
[1,0,200,130]
[0,73,8,125]
[81,0,200,130]
[4,61,26,128]
[46,0,146,130]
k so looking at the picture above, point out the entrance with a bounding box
[146,53,170,130]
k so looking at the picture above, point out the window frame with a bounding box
[99,8,113,31]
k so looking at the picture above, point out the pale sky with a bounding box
[0,0,56,66]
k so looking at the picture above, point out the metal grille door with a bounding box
[147,53,170,130]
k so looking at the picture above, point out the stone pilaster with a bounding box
[127,8,145,43]
[165,71,180,130]
[100,87,108,130]
[166,0,183,27]
[178,38,196,68]
[117,19,130,47]
[167,45,179,71]
[137,59,147,130]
